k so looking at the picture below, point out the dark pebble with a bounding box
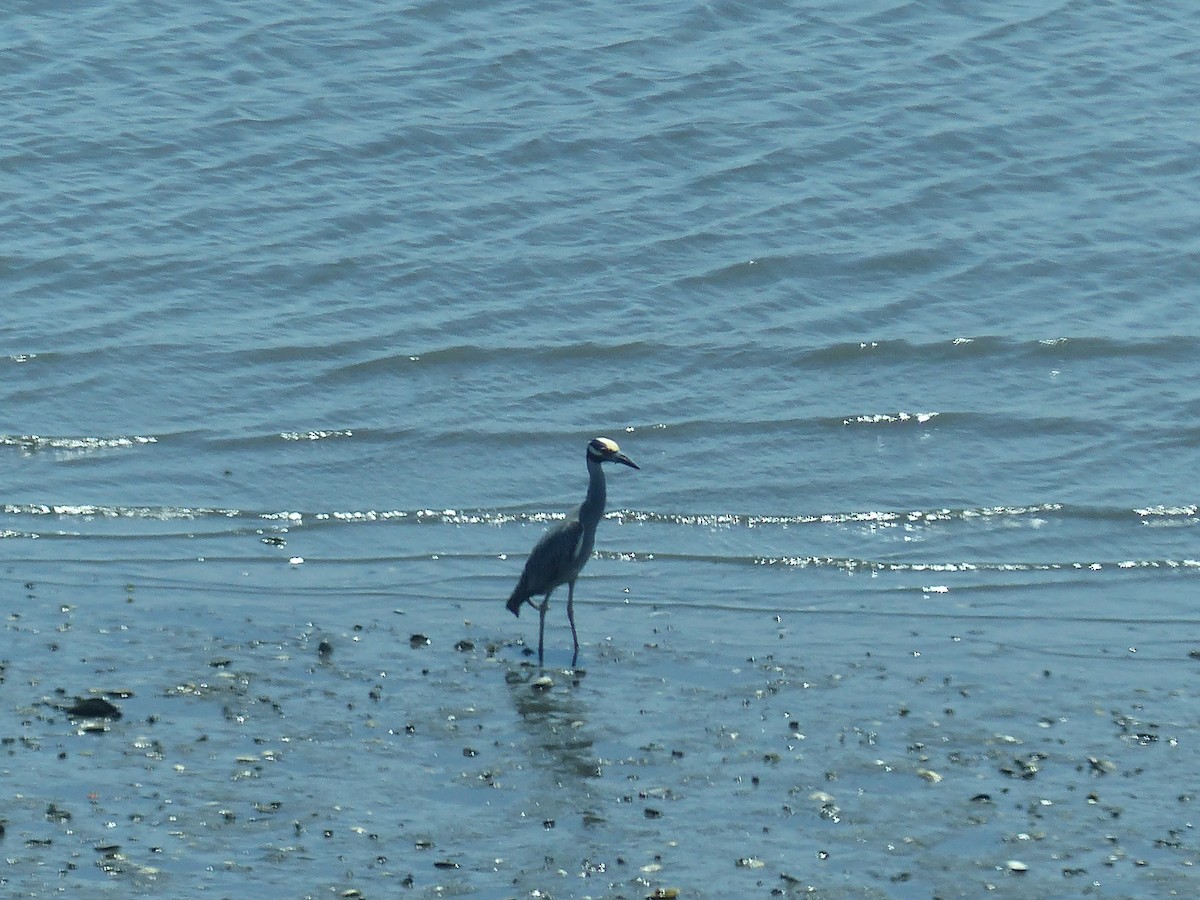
[46,803,71,822]
[66,697,122,719]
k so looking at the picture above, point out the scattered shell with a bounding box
[1000,753,1042,779]
[736,856,766,869]
[917,768,943,784]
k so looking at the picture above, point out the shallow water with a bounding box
[4,0,1200,896]
[5,568,1199,898]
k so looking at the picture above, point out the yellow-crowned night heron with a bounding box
[506,437,639,666]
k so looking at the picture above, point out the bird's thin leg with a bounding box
[537,593,551,667]
[567,580,578,668]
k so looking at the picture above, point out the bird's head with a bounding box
[588,437,639,469]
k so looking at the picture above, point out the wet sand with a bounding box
[4,577,1198,898]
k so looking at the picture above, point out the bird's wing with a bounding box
[520,518,585,597]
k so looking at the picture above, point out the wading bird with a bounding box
[506,437,639,666]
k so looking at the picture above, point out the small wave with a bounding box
[797,335,1200,368]
[842,411,940,426]
[1135,504,1198,517]
[589,551,1200,574]
[3,503,239,519]
[622,504,1063,527]
[0,434,158,456]
[750,556,1200,573]
[279,429,354,441]
[0,501,1179,532]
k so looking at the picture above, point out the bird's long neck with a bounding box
[579,455,606,527]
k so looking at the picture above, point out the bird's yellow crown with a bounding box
[590,437,621,454]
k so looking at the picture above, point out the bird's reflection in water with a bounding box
[507,668,602,784]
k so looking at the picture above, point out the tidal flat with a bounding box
[3,574,1197,899]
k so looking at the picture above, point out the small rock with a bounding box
[736,857,766,869]
[409,634,430,649]
[46,803,71,822]
[1006,860,1028,873]
[66,697,122,719]
[532,675,553,691]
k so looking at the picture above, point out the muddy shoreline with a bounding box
[4,576,1197,898]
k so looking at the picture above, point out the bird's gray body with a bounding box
[506,437,637,666]
[506,460,604,615]
[506,517,592,611]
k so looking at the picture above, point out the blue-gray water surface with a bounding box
[3,1,1200,897]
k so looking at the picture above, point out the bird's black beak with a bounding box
[615,453,639,470]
